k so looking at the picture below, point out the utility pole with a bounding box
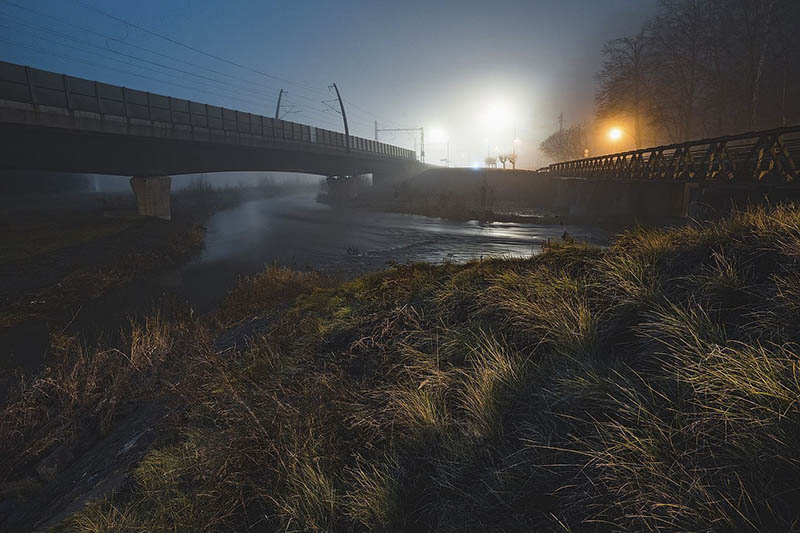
[329,83,350,152]
[558,112,564,132]
[376,126,425,162]
[275,89,285,120]
[440,140,450,166]
[512,127,517,156]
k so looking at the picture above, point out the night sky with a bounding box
[0,0,657,168]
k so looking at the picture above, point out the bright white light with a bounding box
[608,127,623,141]
[429,126,447,143]
[481,99,513,131]
[471,161,481,169]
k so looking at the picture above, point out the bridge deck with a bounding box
[0,60,419,177]
[543,125,800,185]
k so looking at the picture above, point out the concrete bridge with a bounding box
[0,60,425,219]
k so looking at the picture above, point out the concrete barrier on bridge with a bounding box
[0,61,418,178]
[129,176,171,220]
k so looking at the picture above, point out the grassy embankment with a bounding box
[6,206,800,530]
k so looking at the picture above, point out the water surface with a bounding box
[171,193,609,313]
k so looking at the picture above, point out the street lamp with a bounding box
[608,127,636,144]
[608,127,624,141]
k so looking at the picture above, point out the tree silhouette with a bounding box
[596,31,651,149]
[595,0,800,143]
[508,152,518,169]
[540,125,588,162]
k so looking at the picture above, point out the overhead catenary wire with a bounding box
[0,13,379,132]
[0,35,271,112]
[0,35,373,134]
[62,0,403,128]
[0,15,285,106]
[0,39,358,130]
[0,1,270,92]
[68,0,329,95]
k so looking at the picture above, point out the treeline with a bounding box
[598,0,800,145]
[541,0,800,163]
[0,171,93,195]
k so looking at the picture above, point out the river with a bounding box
[0,191,610,381]
[167,192,610,313]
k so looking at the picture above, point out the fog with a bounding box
[89,172,323,193]
[0,0,659,168]
[167,192,609,313]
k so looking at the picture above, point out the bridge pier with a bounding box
[129,176,171,220]
[324,174,371,204]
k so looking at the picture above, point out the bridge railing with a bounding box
[0,60,417,162]
[544,125,800,184]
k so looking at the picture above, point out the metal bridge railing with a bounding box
[544,125,800,184]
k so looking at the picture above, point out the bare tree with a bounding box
[597,0,800,142]
[484,155,497,168]
[507,152,518,169]
[540,125,588,163]
[595,31,651,148]
[766,1,800,127]
[707,0,799,132]
[497,153,509,169]
[647,0,708,141]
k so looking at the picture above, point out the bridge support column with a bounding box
[129,175,171,220]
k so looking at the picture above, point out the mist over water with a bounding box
[170,192,609,313]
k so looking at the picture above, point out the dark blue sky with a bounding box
[0,0,656,167]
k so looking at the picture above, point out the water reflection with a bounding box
[175,193,609,313]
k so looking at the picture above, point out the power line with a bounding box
[0,14,282,105]
[64,0,403,129]
[0,0,376,124]
[0,28,284,117]
[69,0,330,95]
[0,36,283,115]
[0,4,388,134]
[1,35,355,133]
[0,22,359,129]
[0,6,326,109]
[0,2,261,90]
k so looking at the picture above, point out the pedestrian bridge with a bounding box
[0,60,424,218]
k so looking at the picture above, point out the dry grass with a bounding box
[215,264,333,328]
[14,204,800,531]
[0,312,209,519]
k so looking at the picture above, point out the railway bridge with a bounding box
[536,125,800,218]
[0,60,425,219]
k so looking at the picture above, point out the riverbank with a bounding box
[168,192,609,317]
[338,167,691,228]
[0,182,291,380]
[344,183,683,231]
[4,205,800,530]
